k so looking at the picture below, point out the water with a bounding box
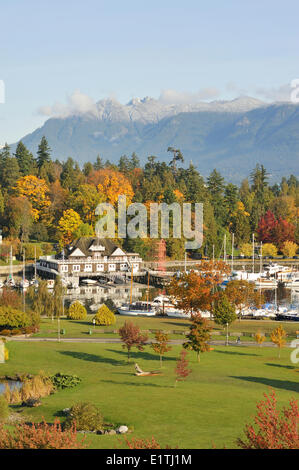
[0,380,22,395]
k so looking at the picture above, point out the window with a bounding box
[72,265,80,272]
[61,265,68,272]
[120,263,128,271]
[108,264,116,272]
[84,264,92,272]
[96,264,104,272]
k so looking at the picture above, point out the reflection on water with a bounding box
[0,380,22,395]
[64,283,162,310]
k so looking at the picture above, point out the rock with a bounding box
[62,408,71,415]
[22,398,41,407]
[108,430,116,435]
[116,425,128,434]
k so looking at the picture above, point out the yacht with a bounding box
[117,302,156,316]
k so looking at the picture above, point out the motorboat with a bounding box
[81,279,98,285]
[117,302,156,316]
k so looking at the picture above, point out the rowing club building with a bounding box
[37,237,142,282]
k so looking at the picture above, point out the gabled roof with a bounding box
[66,237,120,258]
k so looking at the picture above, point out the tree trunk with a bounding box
[160,355,162,368]
[197,352,200,362]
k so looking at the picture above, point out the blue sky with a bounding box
[1,0,299,145]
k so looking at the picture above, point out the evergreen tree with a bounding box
[14,141,36,176]
[37,136,51,169]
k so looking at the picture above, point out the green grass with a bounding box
[1,340,298,449]
[33,315,299,340]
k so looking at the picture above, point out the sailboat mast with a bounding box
[231,233,234,271]
[252,233,255,274]
[34,245,37,279]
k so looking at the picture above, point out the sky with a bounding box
[1,0,299,145]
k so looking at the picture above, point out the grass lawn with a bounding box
[33,315,299,341]
[1,340,298,449]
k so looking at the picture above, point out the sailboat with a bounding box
[6,246,15,287]
[117,268,156,316]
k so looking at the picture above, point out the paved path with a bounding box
[7,337,293,348]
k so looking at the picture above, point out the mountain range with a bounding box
[12,96,299,182]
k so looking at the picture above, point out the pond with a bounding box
[0,380,22,395]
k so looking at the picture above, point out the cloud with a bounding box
[37,90,98,117]
[158,88,220,104]
[254,83,293,102]
[225,81,248,96]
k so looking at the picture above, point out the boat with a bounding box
[255,278,278,288]
[0,280,4,289]
[117,302,156,316]
[81,279,98,285]
[18,279,29,289]
[164,307,191,318]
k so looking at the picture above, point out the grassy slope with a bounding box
[1,341,298,449]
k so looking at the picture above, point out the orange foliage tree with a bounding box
[168,261,230,315]
[270,325,287,358]
[151,330,172,367]
[89,169,134,206]
[237,390,299,449]
[225,280,263,320]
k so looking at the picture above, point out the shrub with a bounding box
[262,243,278,257]
[64,402,103,432]
[50,373,81,390]
[4,346,9,361]
[0,330,11,337]
[19,372,54,403]
[0,306,31,330]
[282,241,298,258]
[93,305,116,326]
[0,396,9,423]
[0,419,86,449]
[68,301,87,320]
[11,329,22,336]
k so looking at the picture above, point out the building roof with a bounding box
[66,237,120,258]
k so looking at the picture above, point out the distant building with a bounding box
[37,237,142,279]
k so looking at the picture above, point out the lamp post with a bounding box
[226,322,229,346]
[93,318,96,332]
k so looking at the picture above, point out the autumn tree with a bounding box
[262,243,278,257]
[118,321,148,362]
[237,390,299,449]
[14,175,51,222]
[168,261,230,316]
[270,325,287,358]
[225,280,263,321]
[255,332,266,347]
[95,169,134,206]
[282,241,298,258]
[151,330,172,367]
[174,349,192,386]
[183,314,212,362]
[58,209,82,246]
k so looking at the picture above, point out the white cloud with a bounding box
[158,88,220,104]
[255,83,293,102]
[37,90,98,117]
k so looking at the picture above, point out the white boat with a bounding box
[255,278,278,288]
[117,302,156,316]
[288,276,299,289]
[19,279,29,289]
[81,279,98,285]
[5,277,16,288]
[0,280,4,288]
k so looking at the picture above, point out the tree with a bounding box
[174,349,192,386]
[58,209,82,246]
[14,175,51,222]
[151,330,172,367]
[96,169,134,206]
[168,261,230,316]
[14,141,36,176]
[37,136,51,169]
[93,305,115,326]
[262,243,278,257]
[270,325,287,358]
[68,301,87,320]
[240,242,253,257]
[70,184,104,223]
[52,276,65,318]
[183,315,212,362]
[225,280,263,321]
[5,196,33,241]
[237,390,299,449]
[282,241,298,258]
[213,293,237,326]
[255,332,266,347]
[118,321,148,362]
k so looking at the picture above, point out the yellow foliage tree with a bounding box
[58,209,82,246]
[270,325,287,358]
[262,243,278,257]
[282,241,298,258]
[96,169,134,206]
[254,332,266,347]
[240,243,253,257]
[14,175,51,221]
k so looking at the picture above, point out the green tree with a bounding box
[183,315,212,362]
[213,293,237,326]
[14,142,36,176]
